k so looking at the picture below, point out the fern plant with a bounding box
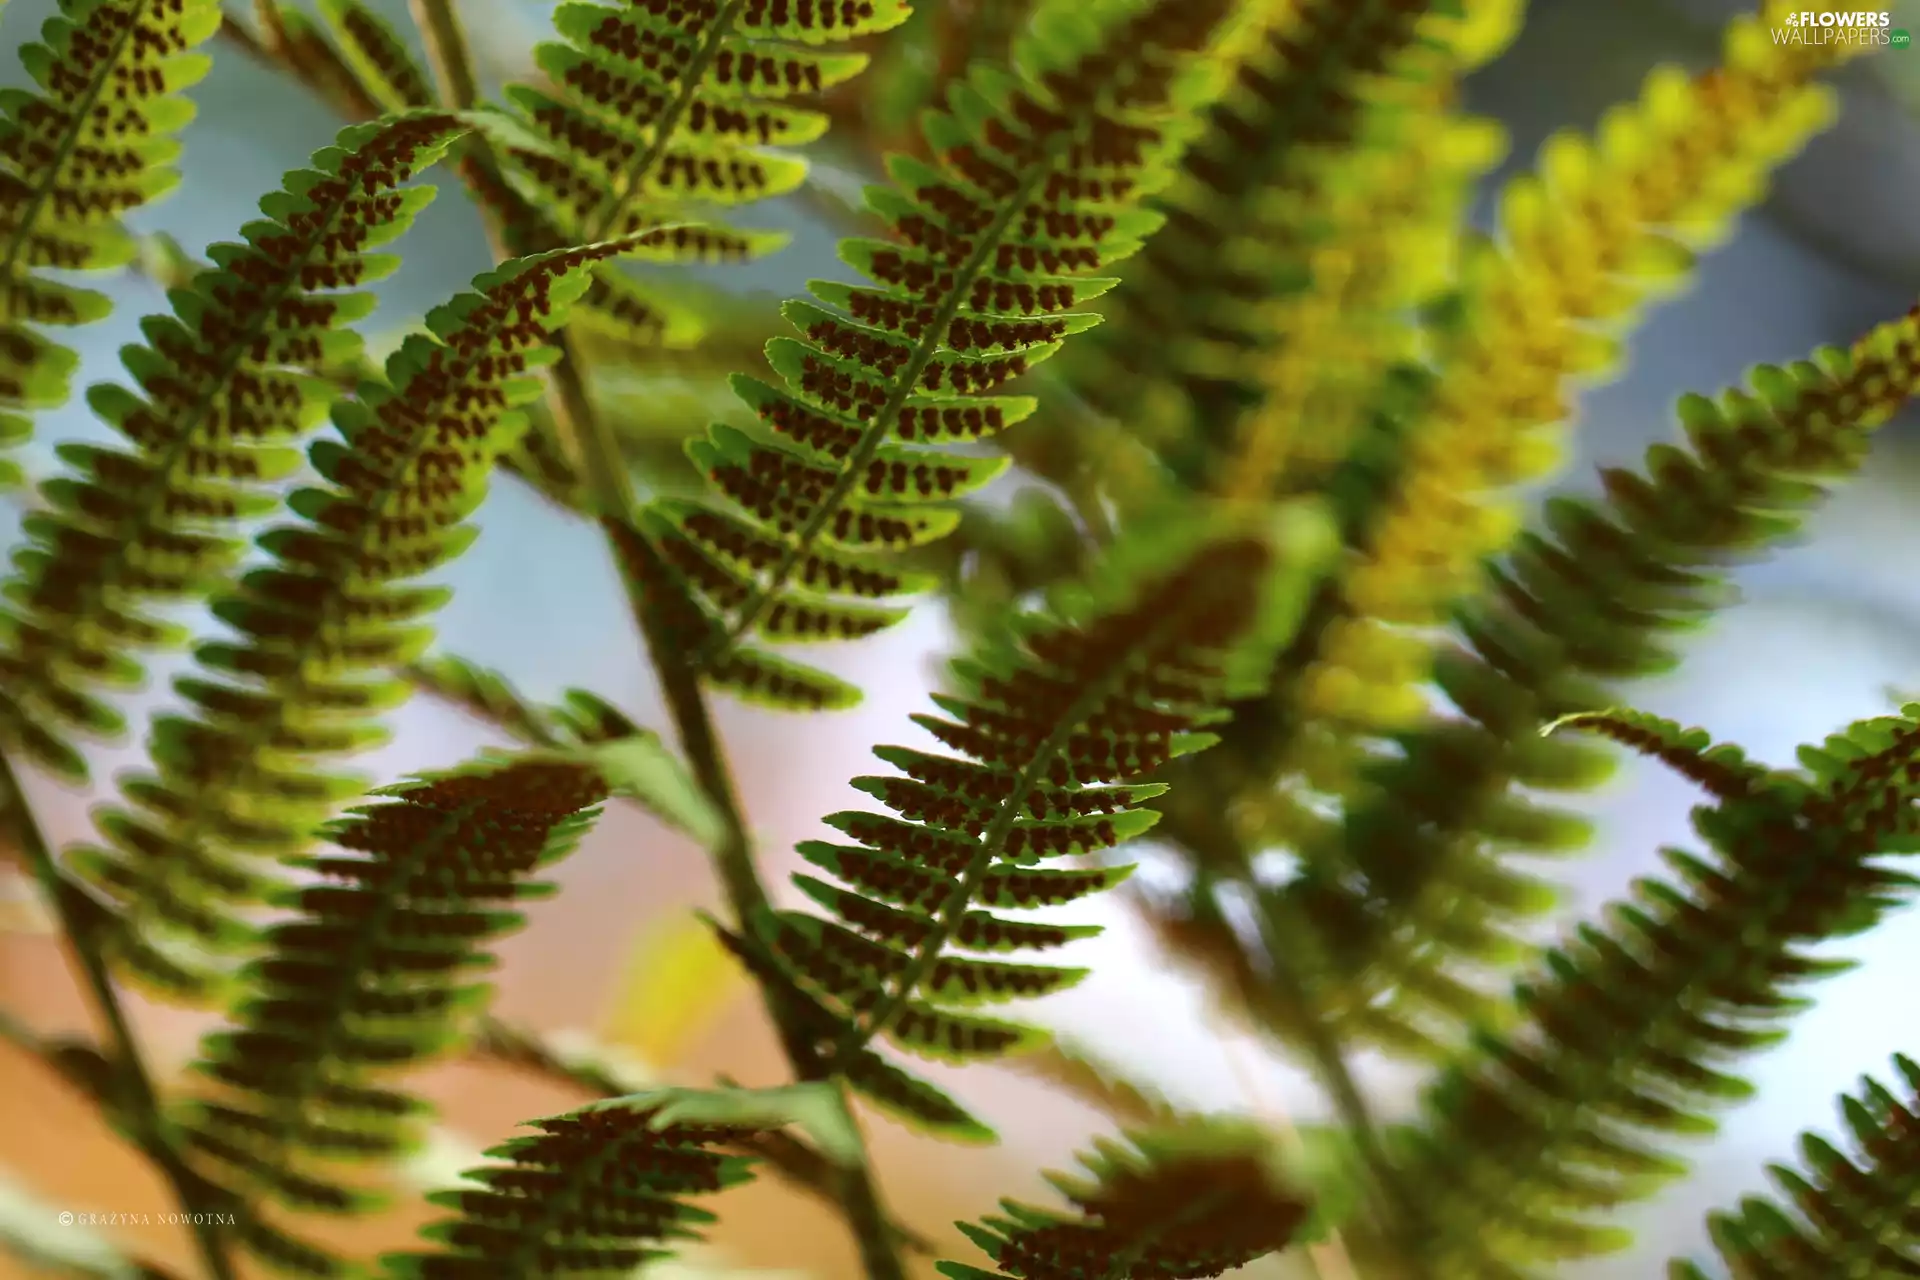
[2,0,1919,1276]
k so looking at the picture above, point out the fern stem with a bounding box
[408,0,480,111]
[1252,891,1425,1267]
[0,749,238,1280]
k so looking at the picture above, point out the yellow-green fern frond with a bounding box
[0,0,220,491]
[0,113,466,782]
[937,1118,1312,1279]
[1296,0,1864,756]
[1669,1054,1920,1279]
[1283,302,1920,1059]
[742,503,1333,1138]
[177,747,642,1278]
[1396,707,1920,1275]
[661,0,1246,709]
[1060,0,1516,485]
[380,1085,854,1280]
[66,235,664,1004]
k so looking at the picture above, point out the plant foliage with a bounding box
[0,0,1915,1277]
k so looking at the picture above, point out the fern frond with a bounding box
[1669,1053,1920,1279]
[380,1084,851,1279]
[661,0,1245,705]
[747,503,1334,1130]
[0,113,466,782]
[937,1118,1312,1279]
[65,235,663,1003]
[176,747,640,1277]
[1397,706,1920,1275]
[315,0,436,113]
[1285,301,1920,1059]
[478,0,911,359]
[0,0,220,444]
[1279,0,1863,777]
[1063,0,1513,476]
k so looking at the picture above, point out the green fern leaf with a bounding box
[1400,704,1920,1275]
[380,1085,850,1278]
[0,0,220,531]
[937,1118,1311,1279]
[0,113,466,783]
[1282,300,1920,1059]
[1668,1054,1920,1279]
[176,747,638,1277]
[314,0,436,113]
[659,0,1246,704]
[65,233,669,1003]
[750,503,1332,1120]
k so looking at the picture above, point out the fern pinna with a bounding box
[737,505,1332,1139]
[1286,302,1920,1059]
[64,229,665,1002]
[176,746,677,1278]
[940,1119,1312,1280]
[643,0,1242,711]
[1389,706,1920,1275]
[1672,1053,1920,1278]
[0,0,220,484]
[0,113,462,783]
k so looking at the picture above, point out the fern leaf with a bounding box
[498,0,908,243]
[380,1085,849,1278]
[1063,0,1513,478]
[0,0,220,446]
[1669,1054,1920,1279]
[754,503,1333,1115]
[1281,1,1864,778]
[1284,301,1920,1059]
[1399,707,1920,1275]
[314,0,435,113]
[176,747,643,1277]
[65,234,666,1003]
[0,113,466,783]
[663,0,1246,702]
[936,1118,1312,1279]
[1544,709,1773,802]
[477,0,910,365]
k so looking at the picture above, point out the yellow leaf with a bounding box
[599,913,749,1067]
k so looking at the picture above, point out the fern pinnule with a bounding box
[741,503,1335,1137]
[66,235,668,1003]
[0,0,220,414]
[1279,302,1920,1060]
[659,0,1247,708]
[937,1118,1312,1279]
[177,749,631,1278]
[1398,708,1920,1276]
[0,113,466,783]
[1669,1054,1920,1279]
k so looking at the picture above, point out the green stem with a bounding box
[1251,890,1425,1268]
[408,0,480,111]
[0,750,237,1280]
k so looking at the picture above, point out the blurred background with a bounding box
[3,0,1920,1274]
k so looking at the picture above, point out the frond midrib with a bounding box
[698,159,1057,668]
